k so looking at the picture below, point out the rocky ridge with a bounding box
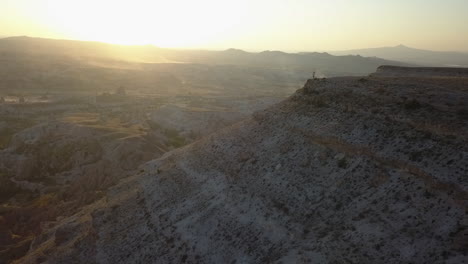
[17,70,468,263]
[372,65,468,78]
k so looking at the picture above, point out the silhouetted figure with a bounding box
[19,96,25,103]
[0,97,5,103]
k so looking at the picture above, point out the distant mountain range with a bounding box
[0,36,170,63]
[330,45,468,67]
[0,36,410,77]
[3,37,467,68]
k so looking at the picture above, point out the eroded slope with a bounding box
[19,76,468,263]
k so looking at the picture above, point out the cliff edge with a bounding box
[371,65,468,78]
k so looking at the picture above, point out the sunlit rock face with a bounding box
[19,71,468,263]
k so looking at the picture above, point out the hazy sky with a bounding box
[1,0,468,52]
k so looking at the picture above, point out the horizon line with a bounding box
[1,35,468,54]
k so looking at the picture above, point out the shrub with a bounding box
[338,157,348,168]
[312,97,328,108]
[404,99,422,110]
[164,128,186,148]
[409,151,423,162]
[457,108,468,120]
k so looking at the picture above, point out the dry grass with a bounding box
[62,113,146,139]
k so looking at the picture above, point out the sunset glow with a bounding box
[1,0,468,51]
[14,0,250,47]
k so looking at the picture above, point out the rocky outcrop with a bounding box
[18,74,468,263]
[372,65,468,78]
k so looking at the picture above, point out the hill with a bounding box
[0,36,168,63]
[0,37,408,90]
[330,45,468,67]
[162,48,411,77]
[17,68,468,263]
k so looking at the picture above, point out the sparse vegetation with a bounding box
[164,128,186,148]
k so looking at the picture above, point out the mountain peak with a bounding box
[395,44,410,49]
[224,48,247,53]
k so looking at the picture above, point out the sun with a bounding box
[36,0,247,48]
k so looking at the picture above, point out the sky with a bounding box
[1,0,468,52]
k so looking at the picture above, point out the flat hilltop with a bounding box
[372,65,468,78]
[16,69,468,263]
